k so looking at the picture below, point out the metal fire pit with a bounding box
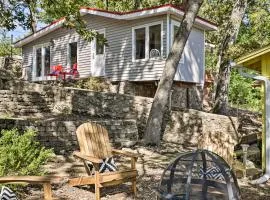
[157,149,240,200]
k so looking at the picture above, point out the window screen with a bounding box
[135,28,145,59]
[96,33,105,55]
[69,42,77,67]
[149,24,161,58]
[36,48,42,77]
[44,46,50,75]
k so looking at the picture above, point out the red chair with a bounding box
[48,65,63,79]
[65,63,79,79]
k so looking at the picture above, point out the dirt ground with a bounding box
[20,142,270,199]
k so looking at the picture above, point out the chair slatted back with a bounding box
[76,122,112,159]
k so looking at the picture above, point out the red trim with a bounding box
[121,4,185,15]
[15,4,217,45]
[35,17,65,34]
[81,4,217,27]
[80,7,123,15]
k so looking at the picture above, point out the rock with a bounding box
[246,160,256,168]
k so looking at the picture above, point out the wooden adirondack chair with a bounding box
[68,122,139,200]
[0,176,63,200]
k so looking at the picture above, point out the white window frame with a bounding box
[171,19,185,64]
[67,40,79,69]
[132,21,163,62]
[32,43,52,81]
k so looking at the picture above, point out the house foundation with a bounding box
[109,81,203,110]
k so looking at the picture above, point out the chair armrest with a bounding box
[112,149,140,158]
[73,151,103,163]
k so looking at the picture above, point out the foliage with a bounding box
[201,0,270,68]
[200,0,269,112]
[205,48,218,72]
[40,0,102,42]
[232,0,270,57]
[0,33,21,57]
[75,77,109,92]
[0,0,38,32]
[229,70,261,111]
[0,129,54,176]
[0,36,12,57]
[1,0,105,42]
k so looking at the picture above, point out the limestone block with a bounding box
[163,109,239,165]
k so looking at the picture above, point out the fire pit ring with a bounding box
[156,149,240,200]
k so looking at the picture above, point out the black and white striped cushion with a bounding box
[86,157,117,174]
[0,186,18,200]
[199,166,231,181]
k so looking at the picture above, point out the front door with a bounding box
[91,30,105,77]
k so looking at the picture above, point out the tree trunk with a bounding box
[26,0,37,33]
[104,0,109,10]
[144,0,203,145]
[213,0,248,114]
[133,0,140,9]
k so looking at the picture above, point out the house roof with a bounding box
[236,45,270,72]
[14,4,218,48]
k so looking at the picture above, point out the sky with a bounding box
[7,22,47,42]
[8,27,27,40]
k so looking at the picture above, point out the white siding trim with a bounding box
[132,21,163,62]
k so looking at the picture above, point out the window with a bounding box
[33,44,51,80]
[149,24,161,58]
[96,33,105,55]
[133,22,163,61]
[135,28,146,59]
[36,48,42,77]
[69,42,77,67]
[44,46,50,75]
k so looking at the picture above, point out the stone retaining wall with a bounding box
[0,118,138,154]
[163,109,240,164]
[0,80,240,163]
[109,81,203,110]
[3,80,152,136]
[0,90,53,117]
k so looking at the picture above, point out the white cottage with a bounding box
[14,4,217,108]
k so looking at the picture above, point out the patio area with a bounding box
[22,142,270,200]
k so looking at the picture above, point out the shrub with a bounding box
[0,129,54,176]
[229,70,261,112]
[75,77,109,92]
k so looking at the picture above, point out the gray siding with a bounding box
[83,14,167,81]
[170,16,205,84]
[174,27,205,84]
[22,13,205,83]
[23,28,91,79]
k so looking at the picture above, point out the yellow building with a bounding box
[237,45,270,171]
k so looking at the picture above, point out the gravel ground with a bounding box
[18,142,270,199]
